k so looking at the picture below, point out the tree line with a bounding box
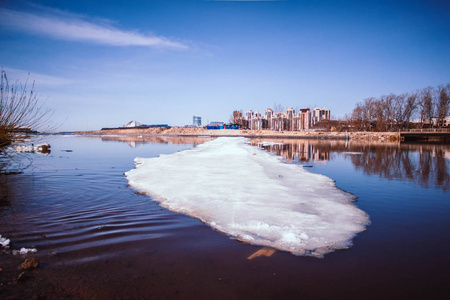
[348,83,450,131]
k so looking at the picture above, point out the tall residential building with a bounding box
[193,116,202,127]
[245,110,254,121]
[312,108,331,126]
[286,107,295,131]
[272,112,286,131]
[250,111,263,130]
[298,108,311,130]
[233,105,325,131]
[264,108,273,130]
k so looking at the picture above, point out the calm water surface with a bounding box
[1,135,449,299]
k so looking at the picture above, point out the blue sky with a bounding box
[1,0,449,131]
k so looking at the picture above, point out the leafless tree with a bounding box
[0,69,53,150]
[382,94,398,131]
[350,102,363,130]
[417,87,435,128]
[374,97,386,131]
[403,92,418,127]
[350,97,378,131]
[273,103,284,113]
[436,84,449,127]
[391,94,406,130]
[364,97,377,130]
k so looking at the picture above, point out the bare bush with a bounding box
[0,69,53,149]
[436,84,450,127]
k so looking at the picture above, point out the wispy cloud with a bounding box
[0,8,187,49]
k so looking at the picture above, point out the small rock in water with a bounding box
[16,271,30,282]
[20,258,39,270]
[35,143,51,153]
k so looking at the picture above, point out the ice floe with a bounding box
[15,143,51,154]
[0,235,10,248]
[257,142,284,146]
[12,248,38,255]
[125,137,369,257]
[1,234,37,255]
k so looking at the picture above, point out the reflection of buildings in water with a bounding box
[298,143,310,162]
[312,148,329,161]
[89,136,450,191]
[95,135,213,147]
[125,141,138,148]
[252,138,449,191]
[252,140,330,163]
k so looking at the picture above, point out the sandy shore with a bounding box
[75,127,400,141]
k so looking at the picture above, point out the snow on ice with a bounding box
[1,234,37,254]
[125,137,370,257]
[12,248,38,255]
[0,235,10,247]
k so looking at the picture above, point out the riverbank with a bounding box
[75,127,400,141]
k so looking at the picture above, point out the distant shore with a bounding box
[75,127,400,141]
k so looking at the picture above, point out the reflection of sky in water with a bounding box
[0,135,202,253]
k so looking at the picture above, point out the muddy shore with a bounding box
[76,127,400,141]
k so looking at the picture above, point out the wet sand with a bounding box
[2,230,445,300]
[75,126,400,141]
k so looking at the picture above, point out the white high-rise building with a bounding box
[312,108,330,126]
[298,108,311,130]
[233,105,328,131]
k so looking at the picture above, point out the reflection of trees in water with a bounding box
[349,145,406,179]
[0,174,32,210]
[435,149,448,188]
[0,176,12,208]
[0,150,34,175]
[251,138,450,191]
[349,144,449,191]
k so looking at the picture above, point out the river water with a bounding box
[0,135,449,299]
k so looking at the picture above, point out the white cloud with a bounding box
[0,8,187,49]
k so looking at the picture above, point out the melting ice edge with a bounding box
[125,137,370,257]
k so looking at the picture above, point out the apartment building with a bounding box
[233,106,328,131]
[312,108,331,126]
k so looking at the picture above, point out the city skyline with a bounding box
[1,0,449,131]
[233,106,330,130]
